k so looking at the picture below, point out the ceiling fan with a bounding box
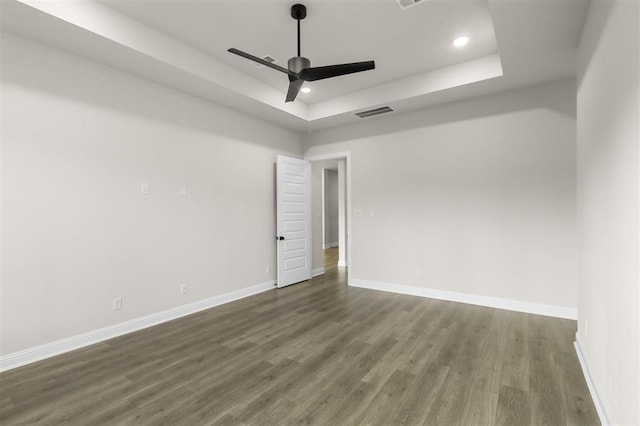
[228,4,375,103]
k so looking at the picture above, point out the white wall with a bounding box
[324,169,339,247]
[0,34,302,356]
[576,0,639,423]
[304,80,578,310]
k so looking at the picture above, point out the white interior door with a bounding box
[276,155,312,288]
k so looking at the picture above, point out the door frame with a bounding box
[321,167,327,251]
[304,151,352,277]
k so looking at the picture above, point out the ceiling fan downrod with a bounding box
[288,4,310,75]
[291,4,306,57]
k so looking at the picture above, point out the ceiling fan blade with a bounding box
[227,48,292,75]
[299,61,375,82]
[286,79,304,102]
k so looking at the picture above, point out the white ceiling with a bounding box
[100,0,499,103]
[0,0,589,133]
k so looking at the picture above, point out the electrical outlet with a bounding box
[265,265,271,275]
[140,183,149,194]
[179,186,187,196]
[112,297,123,310]
[180,284,188,295]
[415,268,422,278]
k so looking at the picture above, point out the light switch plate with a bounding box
[112,297,123,310]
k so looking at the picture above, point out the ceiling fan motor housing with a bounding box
[288,56,310,73]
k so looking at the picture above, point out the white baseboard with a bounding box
[574,338,614,425]
[323,242,339,249]
[0,280,276,373]
[337,260,347,267]
[349,279,577,320]
[311,267,325,277]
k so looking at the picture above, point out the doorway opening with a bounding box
[306,152,351,284]
[322,167,339,269]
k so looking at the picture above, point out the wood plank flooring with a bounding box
[0,248,600,425]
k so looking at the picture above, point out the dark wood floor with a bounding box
[0,247,599,425]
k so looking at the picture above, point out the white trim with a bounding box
[346,154,351,269]
[321,168,327,251]
[304,152,351,162]
[337,260,347,267]
[574,338,614,426]
[311,267,325,277]
[324,242,339,249]
[349,279,577,319]
[0,280,276,372]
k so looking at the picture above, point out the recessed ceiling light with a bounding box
[301,87,311,94]
[452,36,470,47]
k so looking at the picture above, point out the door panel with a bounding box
[276,156,312,287]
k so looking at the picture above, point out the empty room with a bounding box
[0,0,638,424]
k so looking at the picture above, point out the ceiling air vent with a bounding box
[250,55,277,69]
[397,0,424,10]
[355,106,395,119]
